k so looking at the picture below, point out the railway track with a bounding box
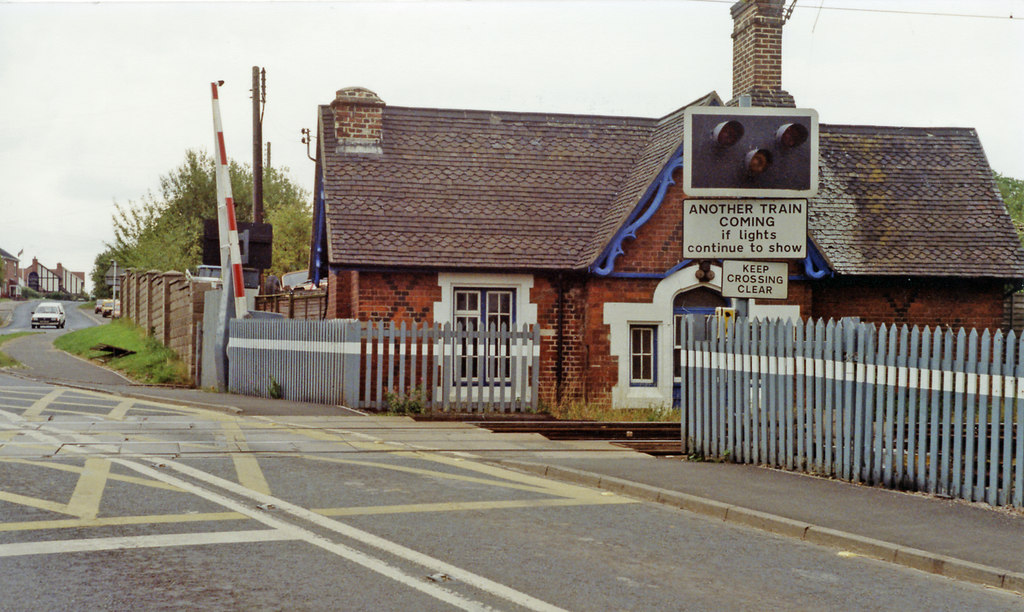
[415,417,684,455]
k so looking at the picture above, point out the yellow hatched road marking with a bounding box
[105,399,138,421]
[65,458,111,519]
[0,490,69,515]
[0,511,246,532]
[1,458,184,491]
[219,420,271,495]
[314,496,635,517]
[300,453,589,497]
[22,388,63,420]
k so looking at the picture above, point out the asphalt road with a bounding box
[0,370,1021,610]
[2,298,101,334]
[1,300,130,385]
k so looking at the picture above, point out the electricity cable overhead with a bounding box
[670,0,1019,21]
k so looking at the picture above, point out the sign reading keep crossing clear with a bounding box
[721,260,788,299]
[682,199,807,259]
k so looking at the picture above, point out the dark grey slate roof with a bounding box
[319,100,1024,279]
[320,105,655,270]
[811,125,1024,278]
[0,247,17,261]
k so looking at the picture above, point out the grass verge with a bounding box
[54,319,190,385]
[543,401,680,422]
[0,332,36,368]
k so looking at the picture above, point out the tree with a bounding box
[996,172,1024,244]
[95,149,311,283]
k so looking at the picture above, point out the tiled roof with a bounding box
[811,125,1024,278]
[320,101,1024,279]
[320,105,655,270]
[0,247,17,261]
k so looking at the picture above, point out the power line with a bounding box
[672,0,1019,21]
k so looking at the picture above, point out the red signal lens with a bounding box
[745,149,772,175]
[776,123,809,148]
[712,121,744,146]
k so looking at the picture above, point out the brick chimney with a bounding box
[330,87,385,154]
[730,0,795,108]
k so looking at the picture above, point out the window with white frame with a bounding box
[630,325,657,386]
[453,288,514,384]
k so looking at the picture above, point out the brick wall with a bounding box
[582,277,661,406]
[326,269,358,319]
[354,270,440,322]
[812,277,1007,330]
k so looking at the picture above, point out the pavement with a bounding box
[2,310,1023,596]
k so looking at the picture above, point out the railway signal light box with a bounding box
[683,107,819,198]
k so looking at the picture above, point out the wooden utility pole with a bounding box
[252,66,265,224]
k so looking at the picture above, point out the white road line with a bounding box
[0,406,567,612]
[0,529,295,558]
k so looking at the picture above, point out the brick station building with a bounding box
[307,0,1024,408]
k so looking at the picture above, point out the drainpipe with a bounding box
[556,273,565,406]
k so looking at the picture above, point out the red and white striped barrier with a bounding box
[210,81,249,318]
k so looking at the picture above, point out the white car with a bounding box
[31,302,66,329]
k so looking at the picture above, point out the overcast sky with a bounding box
[1,0,1021,291]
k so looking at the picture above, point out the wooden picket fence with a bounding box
[227,319,540,412]
[680,316,1023,508]
[359,321,540,412]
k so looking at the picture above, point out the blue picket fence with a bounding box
[680,316,1024,508]
[226,319,540,412]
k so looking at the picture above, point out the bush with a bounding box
[384,387,425,414]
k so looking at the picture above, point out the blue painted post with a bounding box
[823,319,836,476]
[883,325,898,487]
[976,330,991,502]
[1000,331,1015,505]
[988,331,1004,506]
[952,328,967,497]
[751,320,763,464]
[1015,333,1024,508]
[745,321,753,464]
[915,327,931,492]
[813,319,825,473]
[895,325,910,486]
[963,329,979,499]
[937,329,953,496]
[853,321,868,483]
[841,320,856,480]
[795,321,806,469]
[926,327,943,494]
[872,325,887,485]
[905,326,921,488]
[784,320,795,471]
[710,317,722,457]
[686,317,698,454]
[767,321,778,466]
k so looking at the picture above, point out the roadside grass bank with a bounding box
[54,320,190,385]
[0,332,36,368]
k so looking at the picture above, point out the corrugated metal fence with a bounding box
[228,319,540,412]
[681,316,1023,508]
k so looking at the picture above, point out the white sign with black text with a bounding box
[721,260,789,300]
[682,199,807,259]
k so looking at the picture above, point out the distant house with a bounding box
[19,257,86,297]
[306,0,1024,408]
[0,247,19,298]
